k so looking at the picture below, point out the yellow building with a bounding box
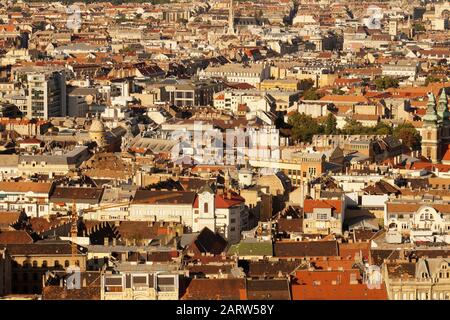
[259,79,299,92]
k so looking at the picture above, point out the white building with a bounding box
[0,181,54,217]
[201,63,270,86]
[385,201,450,244]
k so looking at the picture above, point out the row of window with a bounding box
[17,260,80,268]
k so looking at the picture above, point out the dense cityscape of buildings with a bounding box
[0,0,450,301]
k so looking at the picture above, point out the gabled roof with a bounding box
[303,199,342,214]
[193,191,245,209]
[186,227,228,256]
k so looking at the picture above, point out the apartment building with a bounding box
[6,241,87,294]
[164,80,223,107]
[101,272,179,300]
[201,63,270,86]
[384,200,450,244]
[13,67,67,119]
[0,181,54,217]
[249,150,325,187]
[384,257,450,300]
[303,199,345,235]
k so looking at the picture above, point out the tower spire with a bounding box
[437,88,450,123]
[423,92,438,124]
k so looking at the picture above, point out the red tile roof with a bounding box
[193,192,245,209]
[291,269,388,300]
[303,199,342,214]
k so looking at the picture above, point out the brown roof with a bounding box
[246,279,291,300]
[0,181,53,194]
[132,190,196,205]
[0,231,33,244]
[387,203,450,214]
[274,240,339,257]
[50,187,103,203]
[42,286,100,300]
[181,278,247,300]
[386,262,416,279]
[116,221,159,241]
[186,227,228,256]
[247,260,302,278]
[6,241,85,256]
[0,211,23,228]
[277,218,303,233]
[30,217,71,234]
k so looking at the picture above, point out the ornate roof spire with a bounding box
[423,92,438,124]
[437,88,450,123]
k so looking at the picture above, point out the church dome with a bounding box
[89,118,106,133]
[89,117,106,148]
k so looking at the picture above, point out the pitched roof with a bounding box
[0,231,33,244]
[303,199,342,214]
[0,181,53,194]
[6,240,85,256]
[42,286,100,300]
[30,217,71,234]
[187,227,228,256]
[246,279,291,300]
[0,211,23,228]
[193,192,245,209]
[132,190,196,205]
[291,269,388,300]
[274,240,339,257]
[181,278,247,300]
[50,187,103,202]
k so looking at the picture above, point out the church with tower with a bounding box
[420,89,450,163]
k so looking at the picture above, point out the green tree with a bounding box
[302,89,323,100]
[288,112,322,143]
[374,76,399,91]
[373,122,393,135]
[342,118,366,135]
[299,79,315,91]
[425,75,443,86]
[323,113,338,135]
[413,23,426,32]
[393,123,421,149]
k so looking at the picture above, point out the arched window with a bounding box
[65,260,70,268]
[54,260,60,267]
[204,202,209,213]
[42,260,47,267]
[32,260,38,268]
[427,132,431,140]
